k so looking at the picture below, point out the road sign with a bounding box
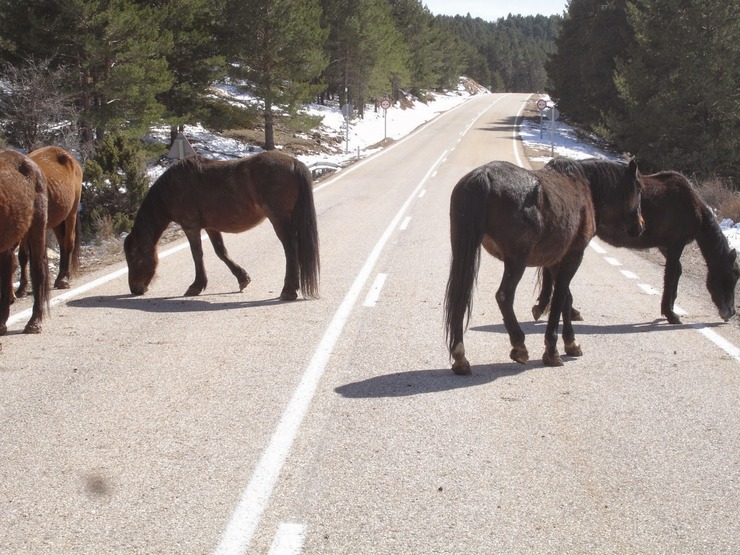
[536,99,547,111]
[380,99,391,110]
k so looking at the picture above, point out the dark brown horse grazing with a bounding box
[533,170,739,324]
[124,151,320,300]
[444,158,644,373]
[15,146,83,295]
[0,150,50,334]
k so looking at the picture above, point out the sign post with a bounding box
[380,98,391,140]
[536,98,547,139]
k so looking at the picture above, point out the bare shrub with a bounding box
[697,177,740,222]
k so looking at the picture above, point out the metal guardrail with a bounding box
[306,161,341,180]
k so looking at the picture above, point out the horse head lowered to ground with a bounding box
[444,157,644,374]
[533,170,738,324]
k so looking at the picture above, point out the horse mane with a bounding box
[693,184,735,265]
[547,157,636,205]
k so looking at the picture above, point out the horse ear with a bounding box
[731,248,737,261]
[628,159,638,176]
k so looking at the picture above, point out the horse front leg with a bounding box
[205,230,250,292]
[660,245,684,324]
[496,261,528,363]
[183,228,208,296]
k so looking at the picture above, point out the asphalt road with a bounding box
[1,93,738,554]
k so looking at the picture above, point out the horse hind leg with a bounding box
[205,230,250,292]
[269,218,300,301]
[497,261,528,364]
[15,241,29,298]
[52,222,72,289]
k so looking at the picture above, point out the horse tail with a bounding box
[444,170,489,356]
[69,210,82,275]
[293,160,320,298]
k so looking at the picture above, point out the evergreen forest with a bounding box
[0,0,736,236]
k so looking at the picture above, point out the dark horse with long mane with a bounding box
[444,158,644,374]
[124,151,320,300]
[15,146,82,295]
[0,150,50,335]
[533,170,739,324]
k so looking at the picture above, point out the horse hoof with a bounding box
[510,346,529,364]
[665,313,682,325]
[54,280,70,289]
[571,308,583,321]
[565,340,582,357]
[15,289,27,298]
[542,351,563,367]
[184,286,203,296]
[0,324,6,336]
[23,322,42,334]
[238,278,251,292]
[532,305,544,321]
[451,358,471,375]
[280,290,298,301]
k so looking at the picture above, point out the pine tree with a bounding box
[546,0,631,128]
[222,0,328,150]
[613,0,739,178]
[0,0,174,153]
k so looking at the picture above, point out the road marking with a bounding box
[591,238,740,363]
[512,95,529,168]
[363,273,388,307]
[693,326,740,363]
[5,237,196,328]
[417,189,426,198]
[268,523,306,555]
[399,216,411,231]
[212,151,448,555]
[589,241,607,254]
[638,283,659,295]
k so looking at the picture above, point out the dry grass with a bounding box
[697,177,740,222]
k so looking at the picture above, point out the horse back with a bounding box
[476,162,595,267]
[0,150,48,251]
[29,146,83,228]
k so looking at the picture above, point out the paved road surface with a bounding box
[1,93,738,554]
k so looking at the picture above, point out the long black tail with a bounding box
[293,161,320,298]
[444,170,489,355]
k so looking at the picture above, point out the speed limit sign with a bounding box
[536,99,547,111]
[380,99,391,110]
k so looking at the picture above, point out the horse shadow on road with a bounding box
[66,292,293,313]
[335,364,530,399]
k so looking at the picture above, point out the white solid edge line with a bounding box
[5,239,195,328]
[212,150,448,555]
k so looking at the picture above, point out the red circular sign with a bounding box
[380,99,391,110]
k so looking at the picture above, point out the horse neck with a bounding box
[131,185,171,246]
[695,202,731,269]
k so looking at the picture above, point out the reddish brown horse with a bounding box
[444,158,644,373]
[15,146,82,295]
[0,150,50,334]
[124,151,320,300]
[533,170,739,324]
